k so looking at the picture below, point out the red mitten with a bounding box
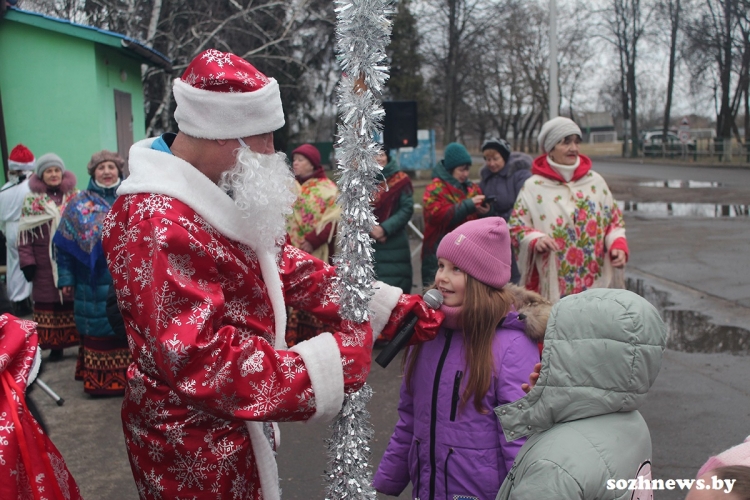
[378,294,445,345]
[333,320,373,393]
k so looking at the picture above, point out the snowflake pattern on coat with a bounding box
[102,193,370,500]
[0,314,83,500]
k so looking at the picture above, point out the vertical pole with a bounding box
[549,0,559,119]
[0,86,9,182]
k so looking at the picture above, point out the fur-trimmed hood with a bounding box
[496,288,667,443]
[28,171,77,194]
[506,283,551,343]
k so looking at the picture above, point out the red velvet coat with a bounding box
[0,314,82,500]
[101,139,403,500]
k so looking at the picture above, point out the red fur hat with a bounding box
[173,49,285,140]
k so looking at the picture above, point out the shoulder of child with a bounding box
[504,284,551,343]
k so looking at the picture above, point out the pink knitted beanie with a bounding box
[697,436,750,477]
[436,217,512,290]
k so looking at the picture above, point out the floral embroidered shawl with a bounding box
[18,187,78,289]
[509,155,626,302]
[53,190,112,286]
[422,160,482,256]
[373,160,413,224]
[286,175,341,262]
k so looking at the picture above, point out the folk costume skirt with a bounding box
[75,335,130,396]
[33,300,79,350]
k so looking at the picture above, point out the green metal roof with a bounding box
[3,7,172,71]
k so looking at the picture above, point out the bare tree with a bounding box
[416,0,493,144]
[736,0,750,145]
[600,0,651,156]
[459,1,594,152]
[656,0,682,149]
[29,0,338,148]
[685,0,747,145]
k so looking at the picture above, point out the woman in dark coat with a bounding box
[54,150,130,395]
[371,147,414,293]
[18,153,79,361]
[478,138,533,284]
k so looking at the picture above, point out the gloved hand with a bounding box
[377,293,445,345]
[333,320,373,393]
[409,295,445,345]
[21,265,36,282]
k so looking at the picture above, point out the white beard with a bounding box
[218,148,296,252]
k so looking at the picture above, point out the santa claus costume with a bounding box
[0,144,34,313]
[0,313,83,499]
[102,50,428,500]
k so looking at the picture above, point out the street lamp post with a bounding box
[549,0,559,120]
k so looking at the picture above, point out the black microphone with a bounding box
[375,289,444,368]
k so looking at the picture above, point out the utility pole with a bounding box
[549,0,559,119]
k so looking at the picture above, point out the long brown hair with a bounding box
[404,276,512,413]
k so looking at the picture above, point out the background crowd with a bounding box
[1,144,129,397]
[3,104,744,500]
[0,114,629,395]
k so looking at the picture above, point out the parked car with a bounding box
[639,130,696,156]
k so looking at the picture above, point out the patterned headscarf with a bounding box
[53,190,112,286]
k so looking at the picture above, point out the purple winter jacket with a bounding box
[374,310,541,500]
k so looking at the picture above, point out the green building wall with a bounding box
[0,19,147,186]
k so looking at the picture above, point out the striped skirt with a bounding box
[33,301,80,350]
[75,335,131,396]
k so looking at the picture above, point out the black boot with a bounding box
[48,349,64,362]
[13,298,33,317]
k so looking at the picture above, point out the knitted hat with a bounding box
[35,153,65,177]
[442,143,472,171]
[8,144,35,171]
[87,150,125,176]
[436,217,511,289]
[697,436,750,477]
[538,117,582,154]
[292,144,322,170]
[482,138,511,163]
[173,49,285,140]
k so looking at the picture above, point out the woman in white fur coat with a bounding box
[508,117,628,303]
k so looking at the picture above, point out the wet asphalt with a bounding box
[26,159,750,500]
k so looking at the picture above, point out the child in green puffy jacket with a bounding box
[495,288,667,500]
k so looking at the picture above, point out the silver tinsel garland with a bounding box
[326,0,394,498]
[332,0,394,324]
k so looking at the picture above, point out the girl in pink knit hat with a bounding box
[374,217,549,500]
[686,437,750,499]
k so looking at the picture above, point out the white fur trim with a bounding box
[257,251,288,350]
[369,281,403,342]
[120,139,287,345]
[27,346,42,386]
[290,333,345,423]
[516,230,545,289]
[173,78,285,139]
[245,421,280,500]
[9,160,35,171]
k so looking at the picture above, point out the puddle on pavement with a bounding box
[627,277,750,354]
[638,180,723,188]
[620,201,749,217]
